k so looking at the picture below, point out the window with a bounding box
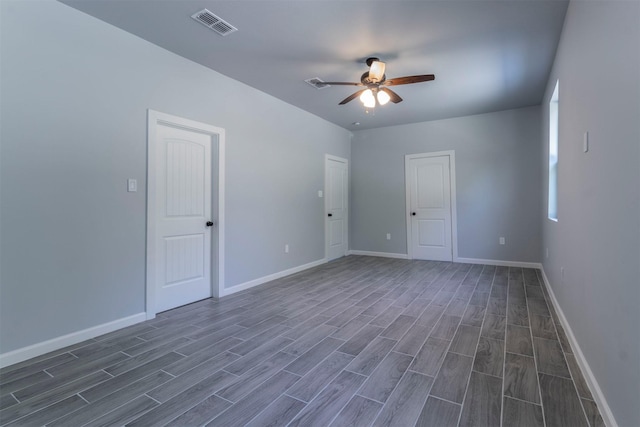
[548,81,559,221]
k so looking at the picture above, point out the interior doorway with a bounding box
[146,110,225,317]
[405,151,457,261]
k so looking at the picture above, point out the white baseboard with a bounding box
[347,250,409,259]
[347,252,539,266]
[0,312,146,369]
[539,268,618,427]
[454,257,542,269]
[219,258,327,297]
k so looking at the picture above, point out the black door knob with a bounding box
[328,213,333,217]
[206,221,214,227]
[412,212,416,216]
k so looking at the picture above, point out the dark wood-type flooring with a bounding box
[0,256,605,426]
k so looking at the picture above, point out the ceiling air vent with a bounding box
[305,78,330,89]
[191,9,237,36]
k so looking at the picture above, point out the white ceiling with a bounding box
[60,0,568,130]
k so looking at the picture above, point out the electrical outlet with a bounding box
[499,237,505,245]
[386,233,391,240]
[127,179,137,192]
[285,244,289,253]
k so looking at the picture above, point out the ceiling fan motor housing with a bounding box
[361,72,387,86]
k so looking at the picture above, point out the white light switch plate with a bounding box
[318,190,323,198]
[127,179,137,192]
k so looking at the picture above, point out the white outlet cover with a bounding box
[318,190,323,198]
[127,179,137,192]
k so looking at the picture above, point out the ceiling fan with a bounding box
[317,57,435,108]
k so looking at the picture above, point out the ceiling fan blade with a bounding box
[339,89,367,105]
[380,87,403,104]
[383,74,435,86]
[319,81,363,86]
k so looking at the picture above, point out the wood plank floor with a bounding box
[0,256,605,426]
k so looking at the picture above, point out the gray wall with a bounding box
[0,0,350,353]
[351,106,542,262]
[540,2,640,426]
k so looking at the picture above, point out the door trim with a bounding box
[405,150,458,261]
[325,154,349,261]
[146,110,225,319]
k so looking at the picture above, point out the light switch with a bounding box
[318,190,323,198]
[127,179,137,192]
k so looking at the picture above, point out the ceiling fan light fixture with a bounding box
[369,60,386,83]
[377,89,391,105]
[360,89,376,108]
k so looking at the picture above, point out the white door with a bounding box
[325,155,348,261]
[154,124,213,312]
[406,153,454,261]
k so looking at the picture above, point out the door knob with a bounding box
[328,213,333,217]
[411,212,416,216]
[206,221,214,227]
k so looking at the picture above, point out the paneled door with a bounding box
[325,155,348,261]
[406,152,455,261]
[154,123,213,312]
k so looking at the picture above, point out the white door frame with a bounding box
[146,110,225,319]
[405,150,458,261]
[325,154,349,260]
